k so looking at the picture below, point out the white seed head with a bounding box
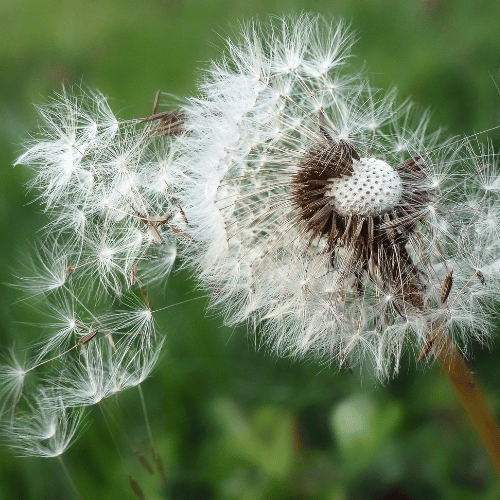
[327,157,403,216]
[175,15,500,378]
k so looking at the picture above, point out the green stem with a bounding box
[432,329,500,479]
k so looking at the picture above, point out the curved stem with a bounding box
[431,329,500,479]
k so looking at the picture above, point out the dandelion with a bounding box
[6,10,500,491]
[174,15,500,474]
[177,14,466,373]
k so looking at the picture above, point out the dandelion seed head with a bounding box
[175,15,500,377]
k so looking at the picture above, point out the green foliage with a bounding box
[331,393,403,472]
[1,1,500,499]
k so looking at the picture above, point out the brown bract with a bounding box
[291,129,433,313]
[141,90,185,136]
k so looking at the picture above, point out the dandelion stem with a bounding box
[137,384,154,447]
[57,455,82,500]
[432,329,500,479]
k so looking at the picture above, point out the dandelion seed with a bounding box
[77,329,98,346]
[3,389,85,458]
[151,447,168,488]
[109,337,164,393]
[439,270,454,304]
[0,352,31,417]
[14,240,70,297]
[98,298,156,347]
[128,474,146,500]
[27,291,88,359]
[55,340,117,407]
[134,450,154,475]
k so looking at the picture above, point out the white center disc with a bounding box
[326,157,403,216]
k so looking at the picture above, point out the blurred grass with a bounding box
[1,1,500,499]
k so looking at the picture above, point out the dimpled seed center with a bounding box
[327,157,403,216]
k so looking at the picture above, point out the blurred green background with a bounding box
[1,1,500,499]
